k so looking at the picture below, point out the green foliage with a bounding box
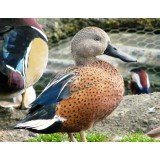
[27,131,107,142]
[75,132,108,142]
[118,132,160,142]
[27,131,160,142]
[28,133,68,142]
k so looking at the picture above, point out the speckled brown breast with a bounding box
[56,61,124,132]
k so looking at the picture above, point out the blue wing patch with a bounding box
[29,72,76,114]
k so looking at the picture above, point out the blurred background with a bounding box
[35,18,160,95]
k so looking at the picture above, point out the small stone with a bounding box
[112,135,123,142]
[148,107,155,113]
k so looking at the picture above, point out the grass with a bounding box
[27,131,160,142]
[119,132,160,142]
[27,132,108,142]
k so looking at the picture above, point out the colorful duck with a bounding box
[15,27,136,142]
[128,68,150,94]
[0,18,48,109]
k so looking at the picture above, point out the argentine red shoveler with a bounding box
[15,27,136,141]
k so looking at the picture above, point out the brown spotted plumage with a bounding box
[56,61,124,132]
[15,27,136,142]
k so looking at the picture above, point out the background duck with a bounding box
[15,27,136,142]
[128,68,150,94]
[0,18,48,109]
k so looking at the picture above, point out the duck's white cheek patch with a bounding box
[131,73,142,89]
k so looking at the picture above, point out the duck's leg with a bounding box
[15,86,36,109]
[13,93,23,109]
[15,91,28,109]
[20,91,29,109]
[80,130,87,142]
[68,133,77,142]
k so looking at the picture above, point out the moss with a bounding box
[37,18,160,46]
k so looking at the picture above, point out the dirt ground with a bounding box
[0,130,35,142]
[1,92,160,142]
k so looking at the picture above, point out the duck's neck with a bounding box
[74,55,97,66]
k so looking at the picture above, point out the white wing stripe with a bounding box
[16,116,66,130]
[33,120,57,130]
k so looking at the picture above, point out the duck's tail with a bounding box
[14,103,66,134]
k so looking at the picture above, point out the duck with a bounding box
[0,18,48,109]
[15,27,136,142]
[128,68,150,94]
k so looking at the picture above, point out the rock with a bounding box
[0,101,27,130]
[36,18,160,47]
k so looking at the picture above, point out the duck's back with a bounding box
[57,61,124,132]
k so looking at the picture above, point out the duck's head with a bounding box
[71,27,137,66]
[129,68,150,94]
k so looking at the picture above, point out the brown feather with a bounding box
[55,61,124,132]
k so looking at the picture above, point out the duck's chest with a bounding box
[72,61,124,94]
[77,66,124,108]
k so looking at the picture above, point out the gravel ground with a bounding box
[0,130,35,142]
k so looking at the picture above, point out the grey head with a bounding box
[71,27,137,66]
